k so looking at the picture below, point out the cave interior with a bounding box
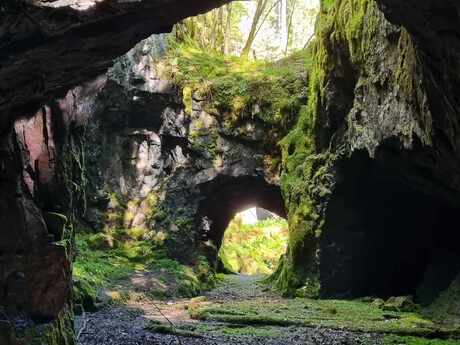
[320,150,460,303]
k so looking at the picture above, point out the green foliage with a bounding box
[218,217,288,275]
[320,0,336,12]
[74,233,153,291]
[145,321,203,338]
[73,231,217,307]
[272,0,380,295]
[30,308,74,345]
[165,41,310,131]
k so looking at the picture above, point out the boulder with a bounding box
[382,296,417,312]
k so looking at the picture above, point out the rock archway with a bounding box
[197,175,286,261]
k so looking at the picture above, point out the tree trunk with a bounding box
[223,3,233,54]
[285,0,297,54]
[280,0,288,54]
[241,0,270,57]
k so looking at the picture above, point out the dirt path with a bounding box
[76,274,382,345]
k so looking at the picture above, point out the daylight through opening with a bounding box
[219,207,288,275]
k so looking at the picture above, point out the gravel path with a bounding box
[76,274,383,345]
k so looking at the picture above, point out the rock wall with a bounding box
[0,0,230,128]
[1,0,460,343]
[274,0,460,303]
[78,35,288,264]
[0,2,231,343]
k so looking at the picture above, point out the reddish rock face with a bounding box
[0,93,75,344]
[14,107,56,196]
[0,104,72,322]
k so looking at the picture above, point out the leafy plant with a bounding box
[219,216,288,275]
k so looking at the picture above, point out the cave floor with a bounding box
[75,274,457,345]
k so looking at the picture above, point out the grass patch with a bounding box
[73,232,217,308]
[73,233,151,293]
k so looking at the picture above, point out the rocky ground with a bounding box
[75,274,383,345]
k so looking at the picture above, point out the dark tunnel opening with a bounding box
[320,150,460,302]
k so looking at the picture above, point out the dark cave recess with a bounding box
[320,150,460,303]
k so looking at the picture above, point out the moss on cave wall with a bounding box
[30,307,75,345]
[144,41,311,263]
[271,0,425,295]
[164,41,310,149]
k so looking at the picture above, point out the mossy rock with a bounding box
[96,289,130,306]
[372,298,385,308]
[43,212,68,241]
[383,296,417,312]
[87,233,118,250]
[73,279,98,313]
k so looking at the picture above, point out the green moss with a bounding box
[165,41,309,134]
[145,322,203,338]
[86,232,118,250]
[272,0,387,296]
[73,233,147,291]
[27,307,75,345]
[320,0,336,12]
[73,278,97,313]
[183,86,193,115]
[425,274,460,326]
[190,297,460,339]
[384,336,460,345]
[74,231,218,304]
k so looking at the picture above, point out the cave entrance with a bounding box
[197,176,287,273]
[320,150,460,303]
[218,207,288,275]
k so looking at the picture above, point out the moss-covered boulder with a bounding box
[382,296,417,313]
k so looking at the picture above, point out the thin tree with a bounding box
[223,3,233,54]
[280,0,288,54]
[285,0,298,54]
[241,0,271,57]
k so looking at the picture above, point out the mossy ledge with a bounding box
[0,307,75,345]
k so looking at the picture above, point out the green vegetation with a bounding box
[73,230,218,310]
[270,0,392,296]
[189,296,460,339]
[219,217,288,275]
[320,0,336,12]
[384,336,460,345]
[424,274,460,326]
[145,321,203,338]
[146,319,289,339]
[103,191,158,231]
[74,232,157,290]
[175,1,318,59]
[165,40,310,131]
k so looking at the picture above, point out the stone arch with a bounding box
[197,175,286,261]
